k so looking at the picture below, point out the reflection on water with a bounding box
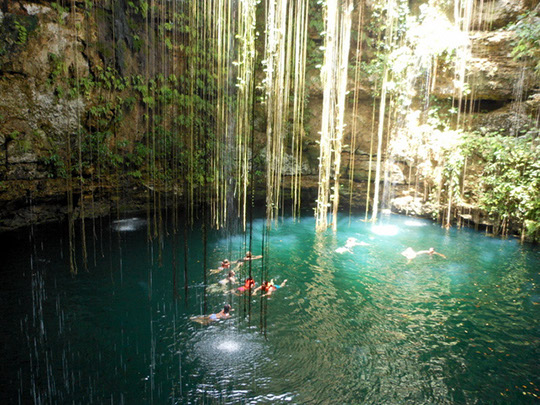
[0,213,539,404]
[111,217,147,232]
[404,219,428,227]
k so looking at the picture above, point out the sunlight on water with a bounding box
[216,340,241,352]
[404,219,428,227]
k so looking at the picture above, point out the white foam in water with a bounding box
[194,332,263,370]
[371,224,399,236]
[112,218,146,232]
[217,340,240,353]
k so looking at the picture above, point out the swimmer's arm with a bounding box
[434,252,446,258]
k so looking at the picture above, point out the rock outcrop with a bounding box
[0,0,538,231]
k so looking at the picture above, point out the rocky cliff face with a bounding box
[0,0,538,231]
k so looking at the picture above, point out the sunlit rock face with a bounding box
[472,102,538,136]
[430,31,538,101]
[391,195,437,217]
[259,148,314,176]
[467,31,537,101]
[469,0,537,29]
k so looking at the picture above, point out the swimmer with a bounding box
[218,270,236,285]
[242,251,263,261]
[190,304,232,325]
[401,247,446,264]
[336,237,369,253]
[345,237,369,248]
[254,279,288,297]
[235,277,256,294]
[209,259,234,274]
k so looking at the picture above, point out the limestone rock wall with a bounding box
[0,0,538,231]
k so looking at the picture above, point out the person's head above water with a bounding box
[429,247,435,253]
[245,251,252,258]
[228,270,235,278]
[223,304,231,314]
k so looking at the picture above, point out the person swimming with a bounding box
[236,277,256,294]
[190,304,232,324]
[254,279,288,297]
[218,270,236,285]
[242,251,263,261]
[401,247,446,263]
[209,258,234,274]
[345,237,369,248]
[336,237,369,253]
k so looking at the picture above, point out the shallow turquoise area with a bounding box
[1,213,539,404]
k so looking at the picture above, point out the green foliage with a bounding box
[32,5,220,193]
[41,152,67,179]
[464,132,540,238]
[305,0,324,69]
[508,11,540,75]
[132,34,143,52]
[7,131,20,142]
[0,15,37,57]
[47,53,67,86]
[13,20,28,45]
[51,2,68,24]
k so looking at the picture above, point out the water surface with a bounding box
[1,213,539,404]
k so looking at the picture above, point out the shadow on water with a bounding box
[0,213,539,404]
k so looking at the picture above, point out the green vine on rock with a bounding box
[508,11,540,75]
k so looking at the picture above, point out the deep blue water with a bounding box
[1,213,539,404]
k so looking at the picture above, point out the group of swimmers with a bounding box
[194,243,446,323]
[191,251,287,324]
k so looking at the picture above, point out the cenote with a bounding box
[1,0,539,403]
[1,212,539,404]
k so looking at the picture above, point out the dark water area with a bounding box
[1,212,539,404]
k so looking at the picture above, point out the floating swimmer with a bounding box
[210,252,262,273]
[345,237,369,249]
[218,270,236,285]
[241,251,263,261]
[336,237,369,253]
[254,279,288,297]
[401,247,446,264]
[234,277,256,294]
[209,259,232,274]
[190,304,232,325]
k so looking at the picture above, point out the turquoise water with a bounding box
[1,213,539,404]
